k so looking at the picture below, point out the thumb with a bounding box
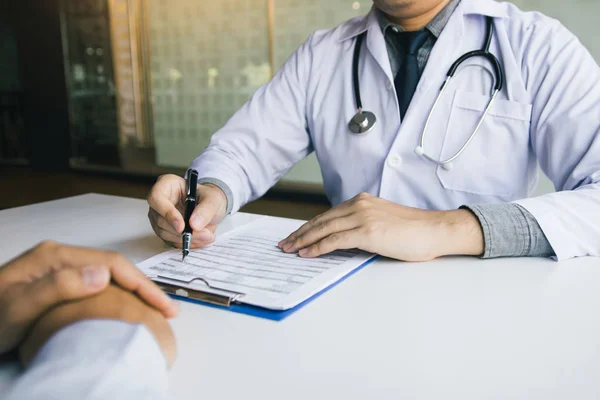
[21,266,110,322]
[190,194,225,231]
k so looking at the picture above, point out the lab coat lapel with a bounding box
[364,9,395,86]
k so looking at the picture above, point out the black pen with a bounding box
[182,169,198,262]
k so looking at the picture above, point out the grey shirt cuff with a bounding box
[197,177,233,215]
[462,203,555,259]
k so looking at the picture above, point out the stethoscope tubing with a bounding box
[349,16,504,169]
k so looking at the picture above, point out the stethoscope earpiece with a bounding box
[442,161,454,171]
[415,146,454,170]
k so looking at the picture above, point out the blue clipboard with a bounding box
[162,256,379,321]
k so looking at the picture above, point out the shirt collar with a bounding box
[376,0,461,38]
[338,0,508,42]
[461,0,508,18]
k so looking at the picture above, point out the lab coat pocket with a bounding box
[436,90,532,198]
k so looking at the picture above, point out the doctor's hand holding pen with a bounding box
[147,174,228,250]
[278,192,485,262]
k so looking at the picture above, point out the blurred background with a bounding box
[0,0,597,217]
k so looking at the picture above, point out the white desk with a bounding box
[1,194,599,399]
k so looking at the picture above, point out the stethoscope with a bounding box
[348,16,504,170]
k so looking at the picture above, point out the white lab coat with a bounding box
[191,0,600,261]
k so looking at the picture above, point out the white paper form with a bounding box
[137,216,375,310]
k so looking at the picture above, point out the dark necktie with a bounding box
[394,30,430,119]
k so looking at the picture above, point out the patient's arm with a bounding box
[19,284,176,367]
[5,285,176,400]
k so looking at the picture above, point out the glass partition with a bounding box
[147,0,270,168]
[147,0,371,184]
[0,23,27,164]
[59,0,373,184]
[60,0,121,168]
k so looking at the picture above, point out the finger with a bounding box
[0,246,43,284]
[23,265,110,314]
[157,227,216,248]
[150,211,215,249]
[54,244,178,318]
[149,210,176,242]
[151,209,179,236]
[1,266,110,348]
[78,251,178,318]
[298,229,362,258]
[1,242,178,318]
[154,212,217,240]
[205,223,217,233]
[279,206,354,248]
[147,180,185,234]
[189,196,223,232]
[282,215,360,253]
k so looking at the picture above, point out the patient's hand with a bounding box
[18,284,176,368]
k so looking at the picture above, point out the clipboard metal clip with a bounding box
[152,274,246,307]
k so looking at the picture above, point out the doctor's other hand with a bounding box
[18,284,176,368]
[0,242,177,356]
[147,174,227,249]
[278,193,485,262]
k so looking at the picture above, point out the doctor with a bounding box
[148,0,600,262]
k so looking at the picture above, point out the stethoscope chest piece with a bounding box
[348,110,377,134]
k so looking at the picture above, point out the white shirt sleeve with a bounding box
[6,319,169,400]
[512,16,600,260]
